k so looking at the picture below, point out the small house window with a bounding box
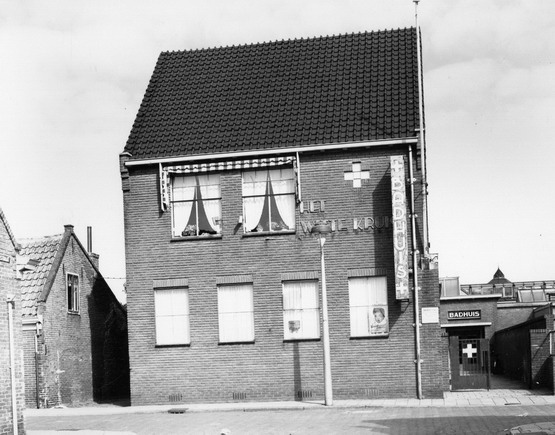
[171,174,222,237]
[154,288,190,345]
[217,284,254,343]
[348,276,389,337]
[282,280,320,340]
[67,273,80,313]
[242,168,295,233]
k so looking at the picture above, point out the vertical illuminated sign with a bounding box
[390,156,409,300]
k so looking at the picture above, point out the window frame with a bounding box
[217,283,255,344]
[66,272,80,314]
[241,167,296,235]
[154,287,191,347]
[348,276,389,338]
[282,280,320,341]
[170,173,222,239]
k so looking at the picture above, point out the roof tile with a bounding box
[18,234,62,317]
[124,28,420,160]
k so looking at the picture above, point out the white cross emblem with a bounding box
[344,162,370,188]
[462,343,477,359]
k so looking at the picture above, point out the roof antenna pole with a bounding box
[413,0,430,258]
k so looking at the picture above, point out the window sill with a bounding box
[171,235,222,242]
[218,341,255,345]
[283,338,321,343]
[67,311,80,316]
[242,230,295,238]
[155,343,191,348]
[350,334,389,340]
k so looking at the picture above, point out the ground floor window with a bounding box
[348,276,389,337]
[282,280,320,340]
[217,284,255,343]
[154,288,190,345]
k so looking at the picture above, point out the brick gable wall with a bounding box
[0,220,25,434]
[27,235,129,408]
[123,147,446,405]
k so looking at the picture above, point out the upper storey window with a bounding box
[171,174,222,237]
[67,273,80,314]
[242,168,295,234]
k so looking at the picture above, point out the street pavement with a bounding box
[23,389,555,435]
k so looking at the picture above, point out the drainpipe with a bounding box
[408,145,423,399]
[34,320,42,409]
[7,294,19,435]
[414,0,429,257]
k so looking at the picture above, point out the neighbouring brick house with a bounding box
[0,207,25,434]
[121,27,447,405]
[18,225,129,408]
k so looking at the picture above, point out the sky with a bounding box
[1,0,554,302]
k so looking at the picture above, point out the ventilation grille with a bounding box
[232,392,247,400]
[168,393,183,403]
[296,390,313,399]
[364,388,380,397]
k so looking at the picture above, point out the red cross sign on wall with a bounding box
[344,162,370,188]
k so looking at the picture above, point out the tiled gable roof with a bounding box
[124,28,420,161]
[18,234,62,317]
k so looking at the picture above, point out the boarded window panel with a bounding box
[154,288,190,345]
[218,284,254,343]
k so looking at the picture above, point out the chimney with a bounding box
[87,226,93,253]
[86,226,99,268]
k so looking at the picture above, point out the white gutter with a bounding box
[408,145,422,400]
[124,137,418,167]
[7,294,19,435]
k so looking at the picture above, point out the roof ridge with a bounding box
[18,233,64,243]
[160,27,415,56]
[0,206,18,249]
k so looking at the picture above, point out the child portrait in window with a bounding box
[370,307,388,335]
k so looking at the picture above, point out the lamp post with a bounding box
[312,222,333,406]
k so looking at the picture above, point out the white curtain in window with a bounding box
[243,168,295,232]
[154,288,190,345]
[283,281,320,339]
[199,174,221,233]
[218,284,254,342]
[348,277,388,337]
[172,176,196,236]
[242,171,267,232]
[271,168,296,230]
[171,174,221,236]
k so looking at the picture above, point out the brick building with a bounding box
[18,225,129,408]
[440,269,555,391]
[0,207,25,434]
[121,28,447,405]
